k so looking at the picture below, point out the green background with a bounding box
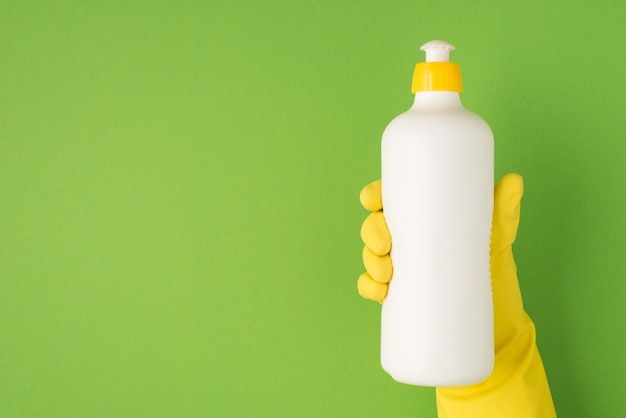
[1,1,625,417]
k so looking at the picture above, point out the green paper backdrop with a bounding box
[1,1,625,416]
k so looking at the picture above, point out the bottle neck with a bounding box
[411,91,463,109]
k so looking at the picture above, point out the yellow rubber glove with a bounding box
[358,174,557,418]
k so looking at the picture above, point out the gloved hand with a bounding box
[358,174,557,418]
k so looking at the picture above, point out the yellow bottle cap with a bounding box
[411,41,463,94]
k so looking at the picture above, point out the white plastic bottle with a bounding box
[380,40,494,387]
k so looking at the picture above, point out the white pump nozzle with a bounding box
[420,40,455,62]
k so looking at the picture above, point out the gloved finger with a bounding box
[361,211,391,256]
[491,173,524,255]
[362,246,393,284]
[357,272,388,302]
[490,173,527,351]
[360,180,383,211]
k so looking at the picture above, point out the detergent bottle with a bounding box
[380,40,494,386]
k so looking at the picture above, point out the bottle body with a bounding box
[380,92,494,387]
